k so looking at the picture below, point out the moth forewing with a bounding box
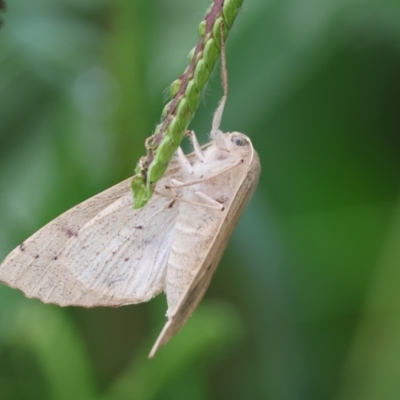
[149,137,260,358]
[0,178,132,305]
[0,156,188,308]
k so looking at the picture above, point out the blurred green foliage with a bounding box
[1,0,400,399]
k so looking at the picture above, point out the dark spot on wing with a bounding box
[124,258,129,262]
[62,227,78,238]
[35,255,39,259]
[168,200,176,208]
[19,242,26,252]
[135,225,143,230]
[217,196,229,204]
[53,255,58,261]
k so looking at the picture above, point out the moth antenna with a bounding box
[211,23,229,149]
[220,22,228,101]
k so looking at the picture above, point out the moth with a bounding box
[0,30,260,355]
[0,117,260,357]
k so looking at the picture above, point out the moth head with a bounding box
[206,131,253,162]
[212,130,251,149]
[225,132,253,154]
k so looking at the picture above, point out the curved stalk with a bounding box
[131,0,244,208]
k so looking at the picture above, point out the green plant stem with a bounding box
[131,0,244,208]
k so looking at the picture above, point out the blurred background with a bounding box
[1,0,400,399]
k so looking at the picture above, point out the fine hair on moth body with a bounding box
[0,26,260,358]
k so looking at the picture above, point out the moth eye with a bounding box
[232,136,246,146]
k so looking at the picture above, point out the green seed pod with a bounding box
[185,79,201,113]
[188,47,196,62]
[176,98,192,131]
[134,161,143,176]
[169,79,181,97]
[158,133,177,161]
[198,20,206,38]
[223,0,240,29]
[161,101,172,118]
[131,175,153,209]
[168,116,183,146]
[213,17,224,48]
[194,59,210,90]
[148,135,176,183]
[203,38,219,70]
[131,174,144,192]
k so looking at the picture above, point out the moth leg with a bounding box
[154,188,224,210]
[167,158,243,189]
[186,130,205,162]
[194,191,224,210]
[169,178,184,187]
[176,147,193,174]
